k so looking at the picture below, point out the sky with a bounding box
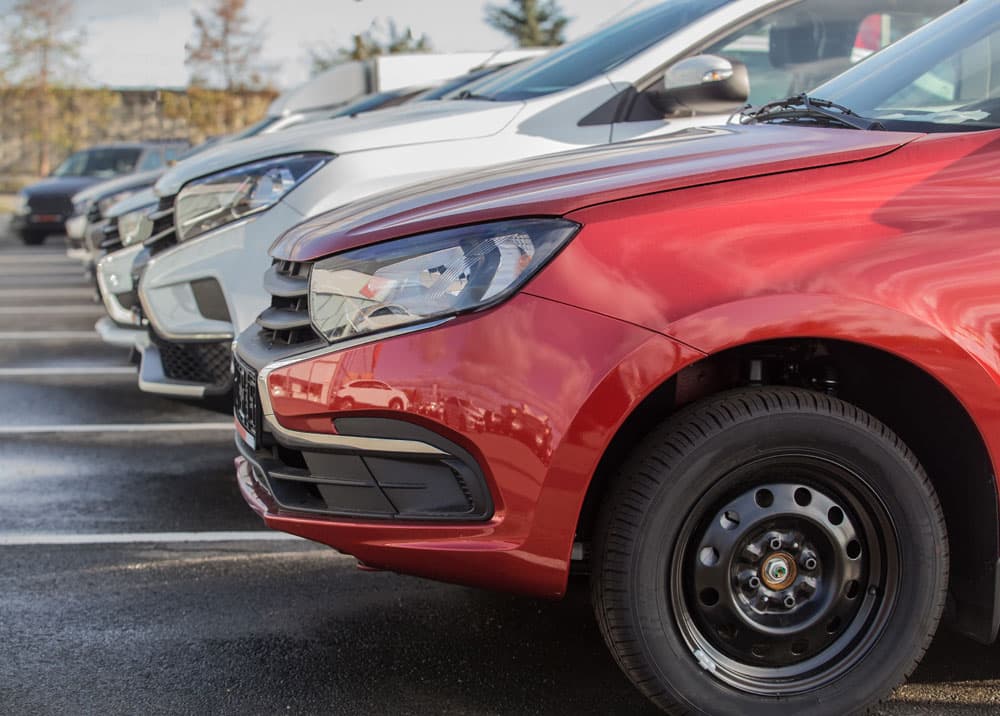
[0,0,659,90]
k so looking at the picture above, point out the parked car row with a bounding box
[39,0,1000,713]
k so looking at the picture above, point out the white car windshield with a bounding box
[464,0,732,101]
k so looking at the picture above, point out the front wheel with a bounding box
[592,388,947,716]
[20,231,47,246]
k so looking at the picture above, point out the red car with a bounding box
[234,3,1000,714]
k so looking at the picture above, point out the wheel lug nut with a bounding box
[770,538,782,550]
[784,595,796,608]
[748,576,761,589]
[743,543,763,562]
[804,558,817,571]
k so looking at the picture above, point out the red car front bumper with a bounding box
[235,292,700,597]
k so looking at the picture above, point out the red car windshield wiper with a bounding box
[740,94,885,131]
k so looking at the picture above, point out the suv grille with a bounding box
[29,194,73,215]
[145,196,178,256]
[151,331,231,389]
[257,260,320,346]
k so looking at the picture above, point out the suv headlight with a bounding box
[309,218,580,343]
[175,153,332,242]
[13,193,29,216]
[118,202,158,247]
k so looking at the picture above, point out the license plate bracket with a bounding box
[234,359,262,450]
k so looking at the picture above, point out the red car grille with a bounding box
[257,259,321,346]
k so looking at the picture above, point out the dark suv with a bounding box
[11,140,188,245]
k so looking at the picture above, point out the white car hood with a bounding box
[155,99,525,196]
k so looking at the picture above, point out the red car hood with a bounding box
[274,124,923,262]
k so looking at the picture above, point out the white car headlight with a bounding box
[98,190,137,217]
[175,153,332,242]
[13,193,29,216]
[118,202,159,247]
[309,218,580,343]
[71,198,91,217]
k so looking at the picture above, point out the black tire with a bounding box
[389,398,404,411]
[20,231,46,246]
[591,387,948,716]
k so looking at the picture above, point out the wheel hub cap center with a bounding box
[761,552,797,590]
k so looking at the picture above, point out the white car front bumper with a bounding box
[65,214,87,241]
[137,340,230,398]
[95,316,149,350]
[138,201,304,343]
[132,203,305,397]
[96,244,144,326]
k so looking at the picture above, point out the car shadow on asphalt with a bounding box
[226,579,662,715]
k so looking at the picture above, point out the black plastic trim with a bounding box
[236,323,326,372]
[951,558,1000,644]
[263,264,309,297]
[191,277,231,322]
[239,416,494,522]
[578,87,632,126]
[257,305,312,331]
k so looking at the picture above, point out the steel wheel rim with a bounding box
[669,453,901,695]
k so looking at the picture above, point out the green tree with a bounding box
[3,0,86,175]
[185,0,268,91]
[310,20,432,75]
[485,0,569,47]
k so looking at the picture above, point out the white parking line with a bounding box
[0,253,82,268]
[0,253,80,263]
[0,287,94,297]
[0,422,235,435]
[0,267,84,276]
[0,305,103,315]
[0,531,304,546]
[0,331,99,340]
[0,366,135,377]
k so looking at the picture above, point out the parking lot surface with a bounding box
[1,226,998,715]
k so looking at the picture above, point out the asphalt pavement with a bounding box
[0,222,998,715]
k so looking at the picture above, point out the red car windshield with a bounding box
[815,0,1000,132]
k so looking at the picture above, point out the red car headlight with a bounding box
[308,218,580,342]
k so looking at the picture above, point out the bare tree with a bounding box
[310,20,432,75]
[486,0,569,47]
[185,0,268,91]
[3,0,85,175]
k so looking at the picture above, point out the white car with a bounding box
[94,189,158,348]
[131,0,950,397]
[334,380,409,411]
